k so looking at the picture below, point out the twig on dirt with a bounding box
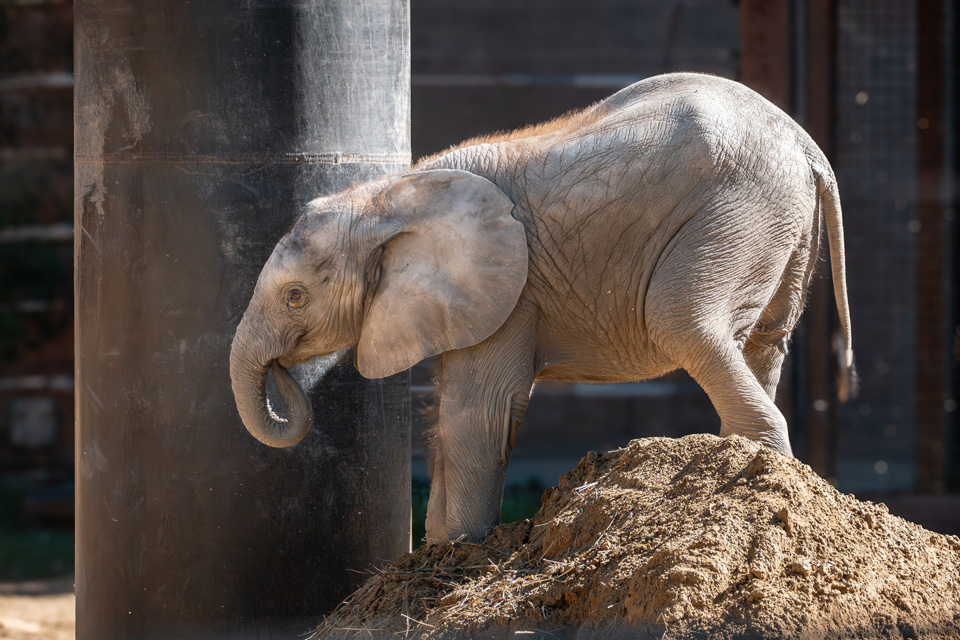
[402,583,409,637]
[575,481,598,492]
[515,629,560,638]
[400,613,434,629]
[429,546,458,583]
[479,542,511,557]
[657,610,672,639]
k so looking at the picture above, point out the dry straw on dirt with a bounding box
[313,434,960,639]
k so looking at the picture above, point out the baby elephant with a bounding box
[230,73,854,543]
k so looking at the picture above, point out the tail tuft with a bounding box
[835,339,858,402]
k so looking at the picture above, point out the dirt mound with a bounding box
[313,434,960,639]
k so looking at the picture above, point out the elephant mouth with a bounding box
[276,355,297,369]
[266,350,349,416]
[276,348,341,371]
[283,350,349,392]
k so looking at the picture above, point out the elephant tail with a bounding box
[817,169,859,401]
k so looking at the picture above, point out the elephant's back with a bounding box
[420,73,820,189]
[558,73,822,217]
[520,73,813,215]
[592,73,792,132]
[515,74,820,382]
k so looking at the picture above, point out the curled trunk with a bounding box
[230,321,313,448]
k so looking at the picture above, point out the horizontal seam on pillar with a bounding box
[74,151,411,165]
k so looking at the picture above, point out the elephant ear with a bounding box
[356,169,528,379]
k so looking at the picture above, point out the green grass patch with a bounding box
[0,526,73,580]
[0,479,74,580]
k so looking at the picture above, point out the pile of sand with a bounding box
[313,434,960,639]
[0,580,74,640]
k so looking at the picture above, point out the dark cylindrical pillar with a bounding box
[74,2,410,639]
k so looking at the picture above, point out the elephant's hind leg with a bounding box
[742,340,786,402]
[683,338,793,456]
[645,214,797,457]
[647,288,792,456]
[743,237,817,401]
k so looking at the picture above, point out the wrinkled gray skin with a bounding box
[230,73,854,543]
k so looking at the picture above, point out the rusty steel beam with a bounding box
[804,0,838,480]
[739,0,791,110]
[915,0,946,493]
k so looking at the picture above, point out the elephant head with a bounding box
[229,170,529,447]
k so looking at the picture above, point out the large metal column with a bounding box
[74,2,410,638]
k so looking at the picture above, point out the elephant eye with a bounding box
[287,288,306,308]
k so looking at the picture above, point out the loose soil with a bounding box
[314,434,960,639]
[0,579,74,640]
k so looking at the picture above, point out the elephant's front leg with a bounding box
[425,307,537,543]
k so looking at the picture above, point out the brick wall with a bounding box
[0,0,74,471]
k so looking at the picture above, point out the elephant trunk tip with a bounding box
[230,332,314,448]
